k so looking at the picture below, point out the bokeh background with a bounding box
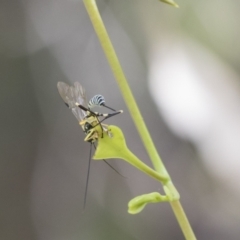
[1,0,240,239]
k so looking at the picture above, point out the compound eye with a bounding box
[84,122,92,132]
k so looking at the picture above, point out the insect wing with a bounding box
[57,82,88,121]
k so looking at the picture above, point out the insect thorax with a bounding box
[88,95,105,109]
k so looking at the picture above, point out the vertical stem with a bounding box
[170,201,196,240]
[83,0,197,239]
[83,0,167,177]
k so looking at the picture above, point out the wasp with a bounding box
[57,81,123,207]
[57,82,122,142]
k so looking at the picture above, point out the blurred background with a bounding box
[1,0,240,239]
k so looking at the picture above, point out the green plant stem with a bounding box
[83,0,196,239]
[170,201,196,240]
[83,0,167,177]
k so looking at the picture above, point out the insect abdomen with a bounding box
[88,95,105,109]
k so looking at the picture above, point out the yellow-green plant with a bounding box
[83,0,196,239]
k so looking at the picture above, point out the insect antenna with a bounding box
[93,143,126,178]
[83,143,92,209]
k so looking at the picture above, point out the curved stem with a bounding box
[83,0,196,239]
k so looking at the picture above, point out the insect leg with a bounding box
[94,111,123,137]
[76,104,96,116]
[101,103,116,112]
[97,110,123,118]
[83,143,92,209]
[93,110,123,128]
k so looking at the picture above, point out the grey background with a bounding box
[1,0,240,239]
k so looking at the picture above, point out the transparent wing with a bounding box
[57,81,88,121]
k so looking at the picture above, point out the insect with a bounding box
[57,81,123,207]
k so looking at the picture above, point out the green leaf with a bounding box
[128,183,180,214]
[93,125,169,183]
[160,0,179,8]
[128,192,168,214]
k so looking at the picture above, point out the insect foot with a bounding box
[107,129,113,138]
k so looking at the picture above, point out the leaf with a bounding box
[128,192,168,214]
[93,125,169,183]
[128,182,181,214]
